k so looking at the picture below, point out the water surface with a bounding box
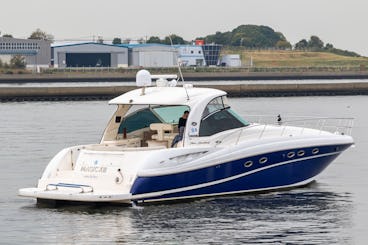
[0,96,367,244]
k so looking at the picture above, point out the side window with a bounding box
[118,108,161,133]
[199,109,246,136]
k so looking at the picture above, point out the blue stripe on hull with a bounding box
[145,153,338,201]
[131,144,350,199]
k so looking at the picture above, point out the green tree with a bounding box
[0,58,3,68]
[28,28,54,42]
[294,39,308,49]
[276,40,292,49]
[163,34,187,45]
[204,31,232,45]
[147,36,162,44]
[325,43,334,50]
[308,35,324,50]
[2,34,13,38]
[200,25,289,48]
[275,32,287,41]
[10,55,26,69]
[112,37,122,44]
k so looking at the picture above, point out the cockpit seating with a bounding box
[147,123,176,148]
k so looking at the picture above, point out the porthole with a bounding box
[312,148,319,154]
[287,152,295,158]
[244,160,253,168]
[259,157,268,164]
[297,150,305,157]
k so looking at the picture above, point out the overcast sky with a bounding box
[1,0,367,55]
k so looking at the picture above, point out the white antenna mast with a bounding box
[168,35,189,101]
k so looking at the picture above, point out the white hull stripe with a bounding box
[141,176,317,203]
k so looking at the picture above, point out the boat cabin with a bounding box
[101,82,249,148]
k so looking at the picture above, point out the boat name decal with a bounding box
[80,166,107,173]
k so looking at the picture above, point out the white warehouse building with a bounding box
[126,44,178,67]
[220,54,242,67]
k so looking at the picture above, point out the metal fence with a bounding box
[39,65,366,74]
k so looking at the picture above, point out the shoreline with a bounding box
[1,70,368,83]
[1,82,368,102]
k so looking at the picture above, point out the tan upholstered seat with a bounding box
[149,123,176,148]
[150,123,174,141]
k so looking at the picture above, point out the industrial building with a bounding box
[0,39,221,69]
[51,42,128,68]
[125,44,178,67]
[0,37,51,68]
[176,43,222,67]
[220,54,242,67]
[176,45,206,66]
[202,44,222,66]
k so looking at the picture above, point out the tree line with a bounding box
[1,26,361,58]
[0,56,26,69]
[294,36,359,57]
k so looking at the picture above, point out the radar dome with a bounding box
[136,70,152,87]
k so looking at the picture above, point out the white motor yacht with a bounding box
[19,70,354,205]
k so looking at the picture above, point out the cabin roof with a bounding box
[108,86,226,107]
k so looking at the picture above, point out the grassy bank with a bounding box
[222,47,368,68]
[1,49,368,76]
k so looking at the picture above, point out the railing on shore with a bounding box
[216,116,354,146]
[38,65,367,75]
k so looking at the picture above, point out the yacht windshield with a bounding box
[153,105,190,124]
[118,105,190,134]
[118,108,161,133]
[199,96,249,137]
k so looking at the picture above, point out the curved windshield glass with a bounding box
[118,108,161,133]
[202,97,226,119]
[153,105,190,124]
[199,107,249,136]
[118,105,190,134]
[228,109,250,125]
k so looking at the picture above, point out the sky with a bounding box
[1,0,367,56]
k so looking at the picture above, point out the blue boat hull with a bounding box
[131,144,351,202]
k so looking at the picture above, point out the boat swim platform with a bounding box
[1,82,368,101]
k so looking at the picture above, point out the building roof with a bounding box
[0,37,51,43]
[117,43,173,49]
[51,42,128,49]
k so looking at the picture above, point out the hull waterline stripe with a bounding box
[140,176,317,203]
[131,151,341,200]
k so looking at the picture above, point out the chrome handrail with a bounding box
[215,116,354,147]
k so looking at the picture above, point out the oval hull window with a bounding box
[259,157,268,164]
[244,161,253,168]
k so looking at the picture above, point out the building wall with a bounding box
[0,37,51,68]
[220,54,242,67]
[129,45,178,67]
[177,45,206,66]
[202,44,222,66]
[52,43,128,68]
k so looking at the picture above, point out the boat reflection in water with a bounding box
[27,187,354,244]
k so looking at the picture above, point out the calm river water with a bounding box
[0,95,367,244]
